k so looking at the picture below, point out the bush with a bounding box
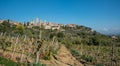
[85,56,94,62]
[43,55,50,60]
[57,32,65,38]
[71,49,80,57]
[43,52,51,60]
[81,55,94,62]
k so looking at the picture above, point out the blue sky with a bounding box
[0,0,120,34]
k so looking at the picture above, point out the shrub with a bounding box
[85,56,94,62]
[43,51,51,60]
[71,49,80,57]
[53,48,59,54]
[81,55,94,62]
[57,32,65,38]
[43,55,50,60]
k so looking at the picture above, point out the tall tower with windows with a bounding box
[36,17,39,26]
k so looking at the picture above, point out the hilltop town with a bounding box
[0,17,82,31]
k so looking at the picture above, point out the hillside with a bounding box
[0,44,83,66]
[0,20,120,66]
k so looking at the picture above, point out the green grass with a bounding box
[0,57,22,66]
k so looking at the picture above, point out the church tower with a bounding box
[36,17,39,26]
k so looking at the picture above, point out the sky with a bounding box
[0,0,120,34]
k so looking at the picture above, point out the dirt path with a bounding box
[41,44,84,66]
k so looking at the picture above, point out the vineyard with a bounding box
[0,20,120,66]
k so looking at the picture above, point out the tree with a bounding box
[0,20,11,33]
[27,22,30,26]
[57,32,65,38]
[14,25,26,35]
[50,33,56,39]
[23,22,27,26]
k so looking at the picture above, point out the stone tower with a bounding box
[36,17,39,26]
